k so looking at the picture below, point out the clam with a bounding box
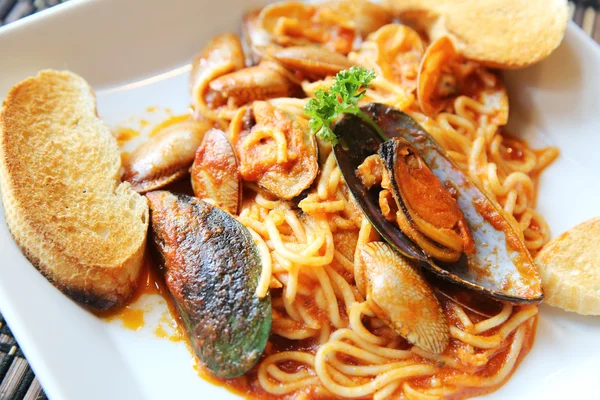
[326,0,393,37]
[208,62,299,107]
[333,103,543,303]
[123,117,213,193]
[358,241,449,354]
[350,24,424,92]
[257,1,356,55]
[417,36,509,123]
[267,46,354,80]
[233,101,319,200]
[190,33,246,121]
[242,9,272,65]
[417,36,460,116]
[190,128,241,215]
[147,191,271,378]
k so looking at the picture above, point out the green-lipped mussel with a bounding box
[333,103,543,304]
[146,191,271,378]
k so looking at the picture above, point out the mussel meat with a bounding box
[190,128,241,215]
[333,103,543,303]
[358,241,449,354]
[147,191,271,378]
[359,138,475,263]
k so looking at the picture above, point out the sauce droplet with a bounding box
[114,127,140,146]
[149,115,191,137]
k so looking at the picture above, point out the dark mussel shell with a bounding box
[379,137,475,263]
[147,191,271,378]
[333,103,543,304]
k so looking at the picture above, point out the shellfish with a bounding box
[147,191,271,378]
[418,36,509,123]
[267,45,354,80]
[123,117,213,193]
[257,1,356,55]
[190,33,246,121]
[358,241,450,354]
[333,103,543,303]
[232,101,319,200]
[190,128,241,215]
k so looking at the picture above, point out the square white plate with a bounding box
[1,1,600,399]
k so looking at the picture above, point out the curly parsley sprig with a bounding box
[304,66,387,145]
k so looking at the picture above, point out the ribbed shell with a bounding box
[360,241,449,354]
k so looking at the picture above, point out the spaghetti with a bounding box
[231,140,541,399]
[186,4,557,399]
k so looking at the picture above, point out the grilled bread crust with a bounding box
[535,217,600,315]
[383,0,568,68]
[0,70,149,311]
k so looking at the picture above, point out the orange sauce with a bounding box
[149,114,190,137]
[104,307,145,331]
[121,151,131,166]
[192,359,283,400]
[98,175,537,400]
[153,311,185,342]
[99,252,537,400]
[99,258,182,341]
[114,127,140,145]
[498,131,559,233]
[502,136,526,162]
[435,306,537,400]
[185,296,538,400]
[146,106,158,113]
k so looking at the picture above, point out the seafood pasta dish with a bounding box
[5,0,599,399]
[138,1,558,397]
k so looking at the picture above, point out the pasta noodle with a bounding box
[229,136,542,398]
[189,11,556,400]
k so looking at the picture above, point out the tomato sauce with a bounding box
[99,153,537,400]
[114,127,140,146]
[148,114,190,137]
[100,247,536,400]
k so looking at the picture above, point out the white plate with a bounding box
[1,1,600,399]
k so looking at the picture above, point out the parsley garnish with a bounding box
[304,66,386,145]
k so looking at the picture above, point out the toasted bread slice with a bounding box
[535,217,600,315]
[0,70,149,311]
[438,0,568,69]
[384,0,568,68]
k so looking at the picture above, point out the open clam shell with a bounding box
[234,101,319,200]
[190,128,242,215]
[333,103,543,304]
[359,241,450,354]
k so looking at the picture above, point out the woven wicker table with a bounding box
[0,1,599,399]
